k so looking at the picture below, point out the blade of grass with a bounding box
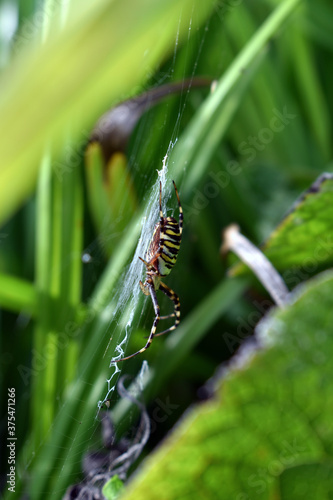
[303,2,333,51]
[32,151,52,448]
[61,144,83,384]
[0,273,36,315]
[30,137,84,448]
[290,26,331,160]
[35,159,64,445]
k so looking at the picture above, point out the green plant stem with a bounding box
[32,151,52,448]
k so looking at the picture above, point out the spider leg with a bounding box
[112,283,160,362]
[156,181,166,263]
[172,180,183,237]
[159,181,164,225]
[138,182,165,271]
[139,256,149,267]
[154,281,180,337]
[159,314,175,320]
[148,181,166,264]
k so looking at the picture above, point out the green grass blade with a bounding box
[32,152,53,447]
[0,273,36,315]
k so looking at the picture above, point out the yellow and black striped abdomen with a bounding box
[146,216,181,277]
[157,217,181,276]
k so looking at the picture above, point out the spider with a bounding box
[115,180,183,362]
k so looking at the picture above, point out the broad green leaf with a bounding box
[231,173,333,279]
[120,270,333,500]
[263,173,333,269]
[31,149,84,447]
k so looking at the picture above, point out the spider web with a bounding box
[97,150,175,409]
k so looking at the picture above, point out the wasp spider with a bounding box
[115,181,183,362]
